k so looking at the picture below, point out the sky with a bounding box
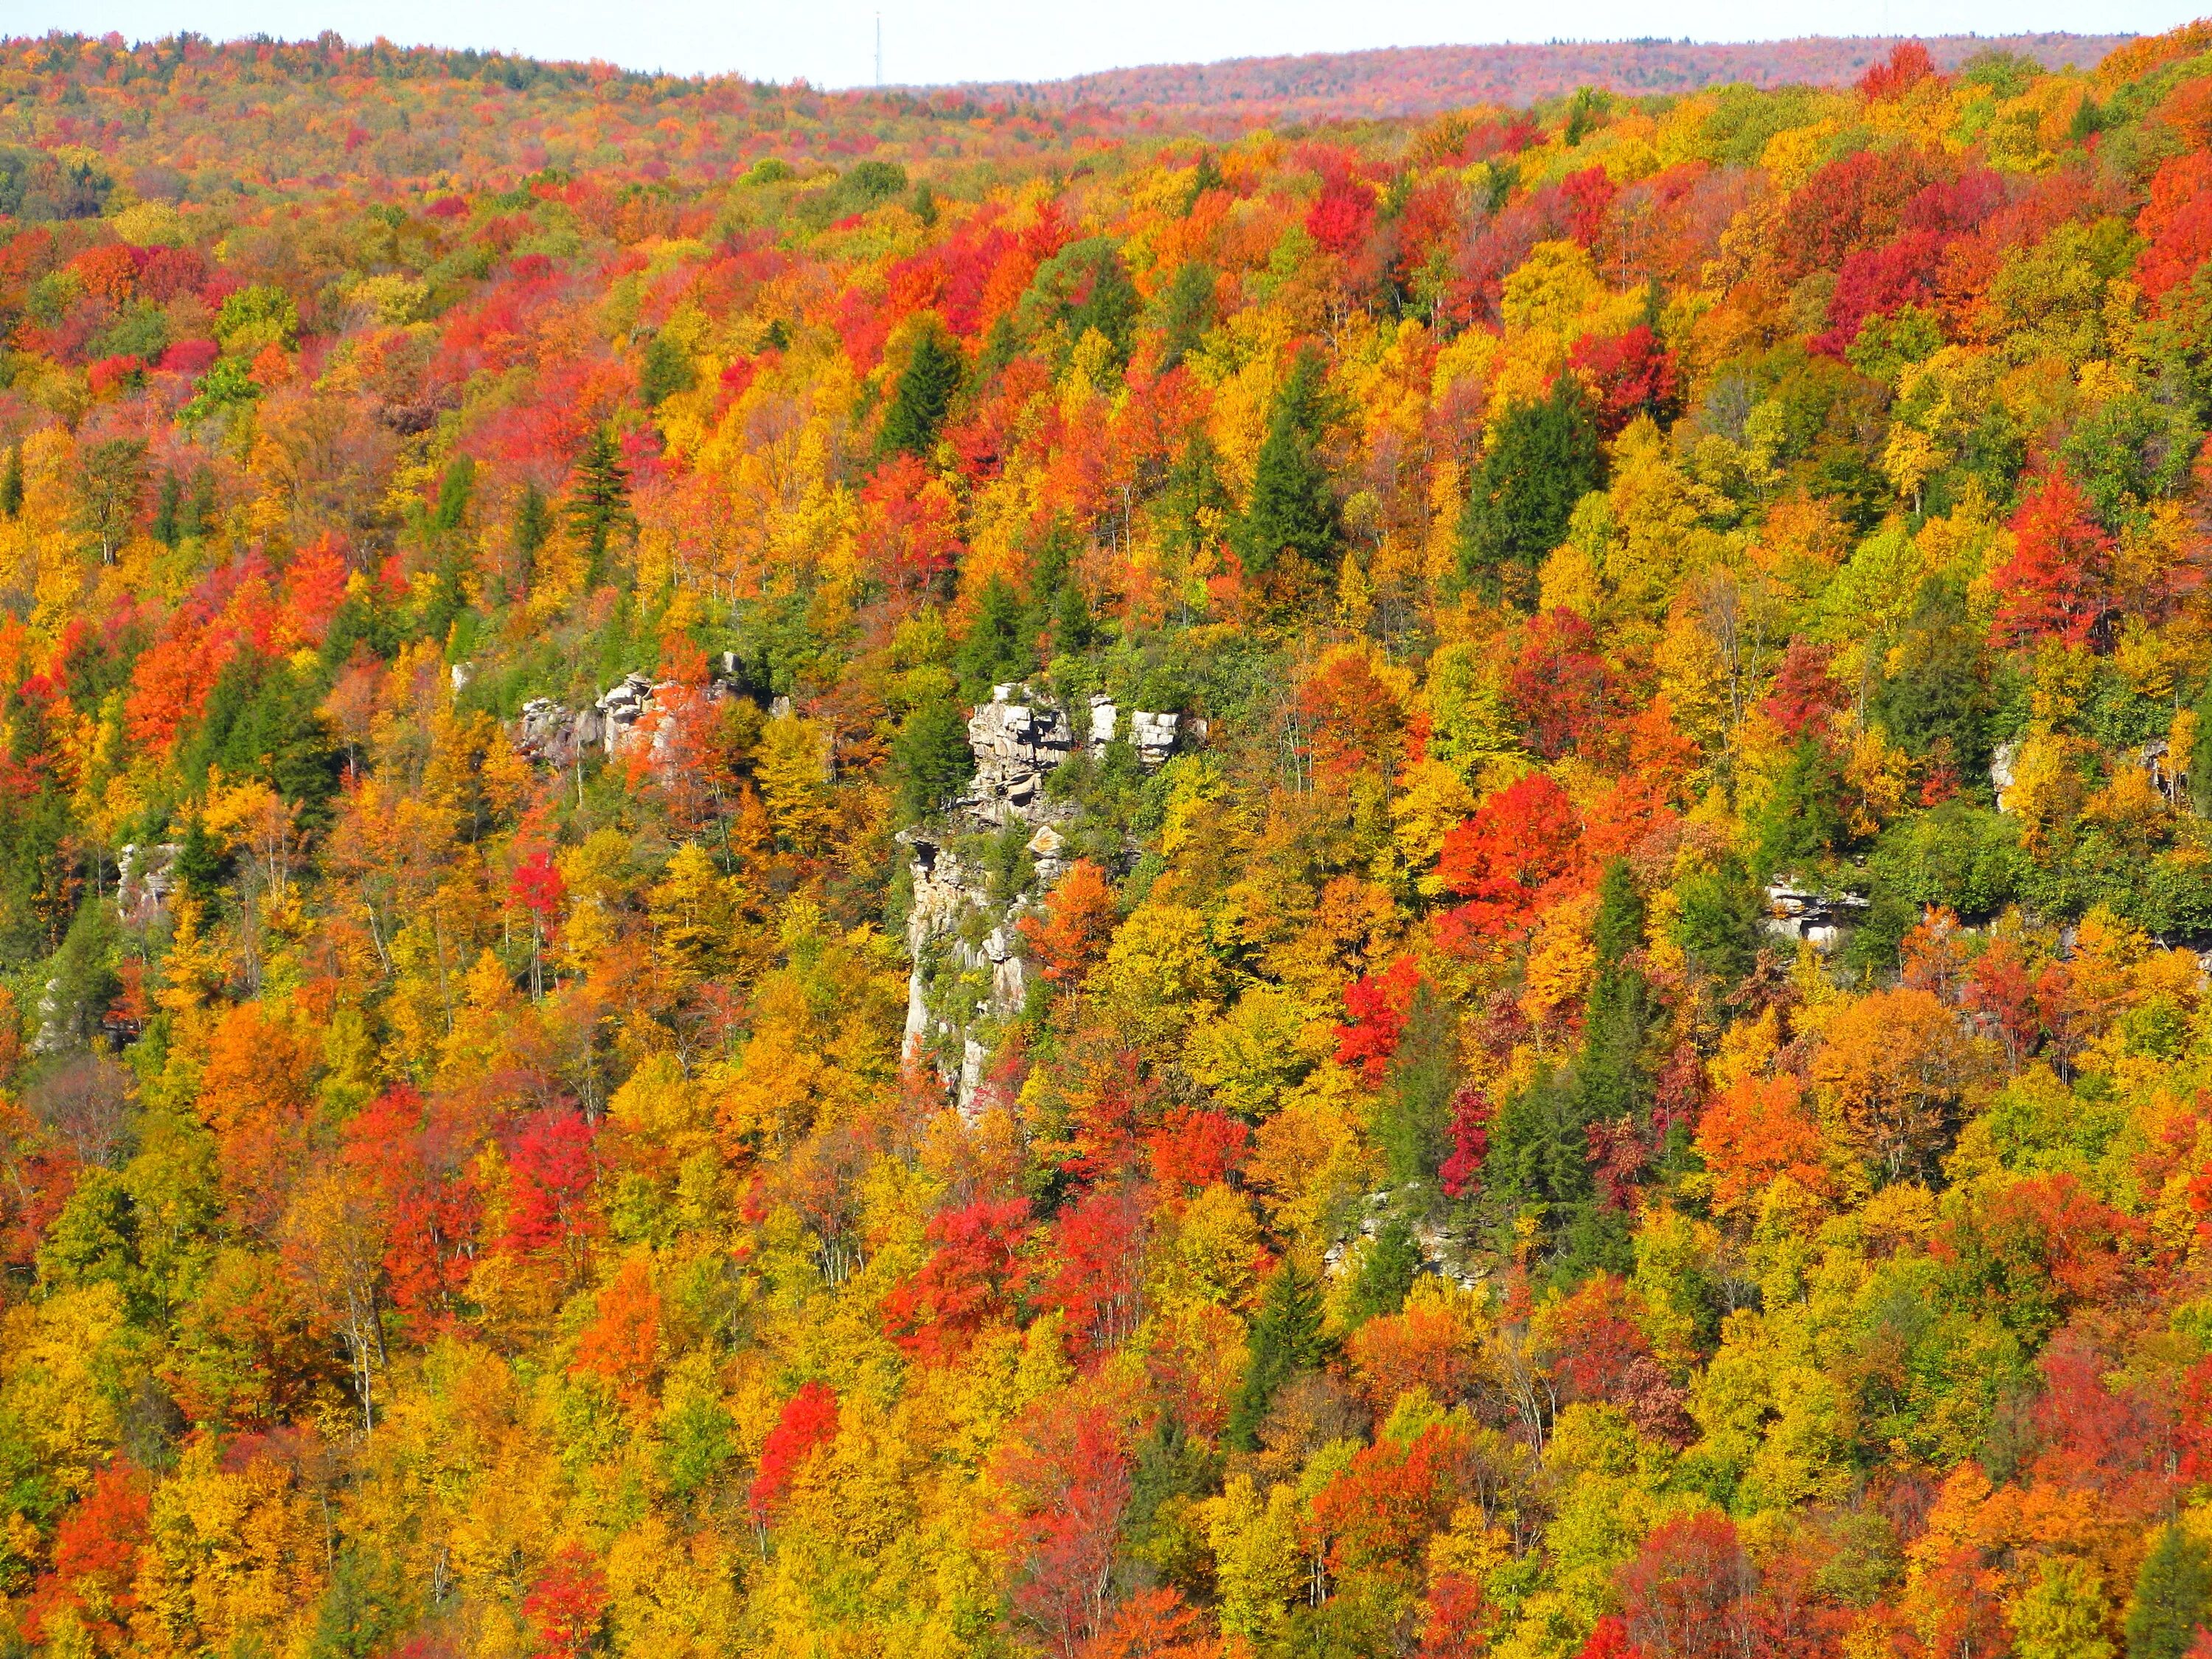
[20,0,2205,91]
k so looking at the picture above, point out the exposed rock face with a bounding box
[960,686,1077,827]
[116,842,181,928]
[900,684,1205,1113]
[1761,881,1871,953]
[517,672,738,771]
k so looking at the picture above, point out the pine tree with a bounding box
[515,481,552,563]
[431,455,474,535]
[151,469,181,547]
[1343,1215,1422,1326]
[880,326,962,458]
[1,444,22,520]
[1233,347,1337,578]
[1376,981,1458,1186]
[1226,1256,1332,1450]
[891,699,976,823]
[1158,261,1215,371]
[1579,857,1650,1127]
[567,427,632,580]
[2126,1524,2212,1659]
[1457,372,1605,602]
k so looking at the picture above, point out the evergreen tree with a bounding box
[1063,243,1143,364]
[1672,862,1762,991]
[184,465,217,541]
[515,481,552,563]
[1185,150,1225,212]
[0,444,18,520]
[1376,981,1458,1186]
[1158,261,1216,371]
[891,698,975,823]
[1226,1257,1332,1450]
[1051,580,1096,657]
[2126,1524,2212,1659]
[151,469,181,547]
[1233,347,1337,578]
[1158,430,1233,567]
[567,426,632,581]
[879,326,962,458]
[1457,373,1605,601]
[431,455,474,535]
[173,813,230,906]
[956,575,1032,692]
[1343,1214,1422,1325]
[639,332,695,406]
[1579,857,1651,1127]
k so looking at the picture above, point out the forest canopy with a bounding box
[4,20,2212,1659]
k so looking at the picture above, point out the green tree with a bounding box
[1457,373,1604,600]
[567,426,633,582]
[74,436,147,566]
[891,699,975,822]
[515,480,552,563]
[0,444,20,519]
[1376,981,1458,1186]
[880,325,963,458]
[2125,1525,2212,1659]
[1343,1215,1422,1326]
[956,575,1032,692]
[1579,857,1652,1127]
[1232,347,1337,578]
[639,332,695,406]
[1158,261,1216,370]
[1672,862,1762,990]
[1225,1256,1332,1450]
[151,469,181,547]
[431,455,474,535]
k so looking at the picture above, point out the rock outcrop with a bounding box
[1761,881,1871,952]
[900,684,1204,1113]
[960,687,1078,827]
[517,672,740,772]
[116,841,181,928]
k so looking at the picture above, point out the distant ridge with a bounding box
[950,33,2136,119]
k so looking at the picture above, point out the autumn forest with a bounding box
[5,21,2212,1659]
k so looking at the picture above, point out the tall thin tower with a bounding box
[874,13,882,88]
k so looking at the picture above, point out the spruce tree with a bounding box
[1233,347,1337,578]
[891,699,976,823]
[2126,1524,2212,1659]
[152,470,181,547]
[1226,1256,1332,1450]
[0,445,18,520]
[1579,856,1650,1129]
[1376,981,1458,1186]
[431,455,474,535]
[1343,1215,1422,1326]
[1457,372,1604,601]
[515,481,552,563]
[880,327,962,458]
[567,427,632,581]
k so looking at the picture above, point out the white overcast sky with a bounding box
[13,0,2204,91]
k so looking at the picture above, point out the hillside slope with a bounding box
[953,32,2138,118]
[4,21,2212,1659]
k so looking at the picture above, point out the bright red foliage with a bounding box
[749,1380,839,1523]
[524,1543,610,1659]
[1335,955,1424,1085]
[1436,772,1587,940]
[1990,469,2115,648]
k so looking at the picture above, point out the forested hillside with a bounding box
[961,33,2135,122]
[6,21,2212,1659]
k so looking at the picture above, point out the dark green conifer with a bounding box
[1226,1257,1332,1450]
